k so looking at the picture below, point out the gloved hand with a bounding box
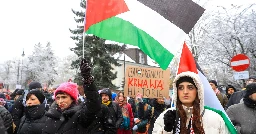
[132,125,138,131]
[164,97,171,106]
[80,59,94,84]
[164,110,176,132]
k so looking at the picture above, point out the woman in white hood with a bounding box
[152,71,230,134]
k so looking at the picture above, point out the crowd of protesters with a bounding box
[0,59,255,134]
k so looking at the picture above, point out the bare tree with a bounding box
[190,4,256,88]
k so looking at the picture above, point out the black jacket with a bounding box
[0,106,13,131]
[17,104,46,134]
[90,104,116,134]
[128,98,136,118]
[227,90,246,108]
[106,102,123,129]
[148,99,166,134]
[42,83,101,134]
[0,116,7,134]
[11,95,24,129]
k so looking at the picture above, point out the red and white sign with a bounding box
[230,54,250,72]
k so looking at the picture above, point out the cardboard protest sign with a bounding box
[124,65,170,98]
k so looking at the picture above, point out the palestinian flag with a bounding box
[85,0,205,70]
[175,42,237,134]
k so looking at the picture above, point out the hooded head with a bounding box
[100,88,112,103]
[172,43,204,115]
[173,71,204,114]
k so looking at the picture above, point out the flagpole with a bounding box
[83,33,85,59]
[83,0,87,59]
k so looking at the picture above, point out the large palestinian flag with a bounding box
[85,0,205,70]
[176,42,237,134]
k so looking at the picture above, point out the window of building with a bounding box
[139,52,145,64]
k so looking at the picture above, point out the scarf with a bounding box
[214,88,220,95]
[102,100,111,106]
[174,105,195,134]
[120,103,131,130]
[24,104,45,120]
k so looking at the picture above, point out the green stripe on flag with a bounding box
[86,17,174,70]
[204,106,237,134]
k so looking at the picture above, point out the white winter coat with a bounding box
[152,108,230,134]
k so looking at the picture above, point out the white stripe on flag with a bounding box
[231,59,249,66]
[198,70,225,112]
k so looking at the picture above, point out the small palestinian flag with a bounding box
[85,0,205,70]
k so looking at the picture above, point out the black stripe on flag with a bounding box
[138,0,205,34]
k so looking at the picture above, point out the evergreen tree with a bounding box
[70,0,122,89]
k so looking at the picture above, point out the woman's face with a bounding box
[55,93,73,110]
[118,93,124,102]
[177,81,197,107]
[26,94,41,106]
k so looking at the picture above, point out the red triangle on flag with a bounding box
[85,0,129,31]
[177,42,198,74]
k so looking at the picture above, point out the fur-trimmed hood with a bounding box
[172,71,204,115]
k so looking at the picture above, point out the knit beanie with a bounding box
[27,89,45,104]
[176,76,197,89]
[54,82,79,101]
[209,80,218,87]
[245,83,256,98]
[29,81,42,90]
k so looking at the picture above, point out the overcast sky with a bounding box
[0,0,81,64]
[0,0,255,64]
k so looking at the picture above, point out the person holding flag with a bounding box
[152,43,231,134]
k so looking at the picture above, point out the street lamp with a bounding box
[20,49,25,87]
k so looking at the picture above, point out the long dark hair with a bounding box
[177,95,205,134]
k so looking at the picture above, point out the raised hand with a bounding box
[80,59,94,84]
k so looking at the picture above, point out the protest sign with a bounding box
[124,65,170,98]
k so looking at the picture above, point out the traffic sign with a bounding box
[230,54,250,72]
[233,71,249,80]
